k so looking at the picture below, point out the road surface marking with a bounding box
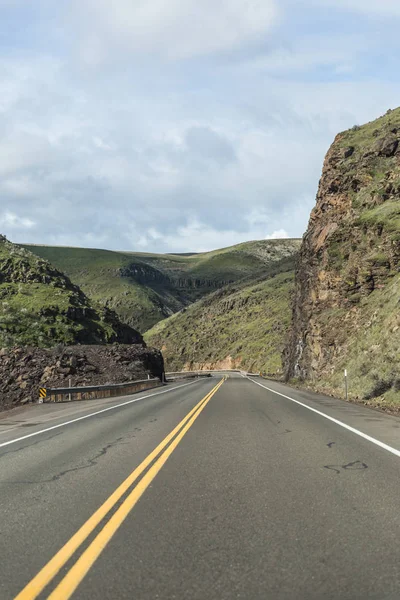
[14,377,225,600]
[0,379,202,450]
[248,378,400,458]
[47,376,225,600]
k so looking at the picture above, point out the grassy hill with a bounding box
[144,255,297,375]
[0,236,142,348]
[25,239,301,333]
[309,273,400,408]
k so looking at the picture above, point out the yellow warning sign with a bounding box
[39,388,47,399]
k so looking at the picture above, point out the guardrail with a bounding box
[166,369,241,375]
[165,369,261,378]
[40,369,264,403]
[166,372,212,381]
[40,378,162,403]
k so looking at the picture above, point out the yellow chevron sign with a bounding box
[39,388,47,399]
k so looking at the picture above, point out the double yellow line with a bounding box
[15,377,226,600]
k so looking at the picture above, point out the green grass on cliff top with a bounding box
[0,241,118,347]
[338,107,400,148]
[0,283,114,347]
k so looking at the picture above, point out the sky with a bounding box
[0,0,399,253]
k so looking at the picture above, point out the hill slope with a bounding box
[0,236,142,348]
[285,108,400,408]
[144,256,297,375]
[25,240,301,333]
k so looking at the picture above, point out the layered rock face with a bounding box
[285,109,400,405]
[120,263,232,290]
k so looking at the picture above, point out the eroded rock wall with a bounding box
[285,109,400,403]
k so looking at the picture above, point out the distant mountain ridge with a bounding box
[25,239,301,333]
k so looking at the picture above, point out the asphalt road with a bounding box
[1,375,400,599]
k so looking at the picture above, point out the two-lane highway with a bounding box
[1,375,400,599]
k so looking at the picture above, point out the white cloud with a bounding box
[265,229,289,239]
[315,0,400,17]
[1,2,400,254]
[0,212,35,230]
[69,0,279,62]
[93,136,112,151]
[136,219,264,253]
[241,33,369,74]
[1,176,44,198]
[132,219,295,253]
[2,53,399,252]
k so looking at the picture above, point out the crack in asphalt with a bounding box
[324,460,368,475]
[0,431,139,485]
[44,437,128,483]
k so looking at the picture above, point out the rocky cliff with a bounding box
[0,236,142,347]
[285,109,400,408]
[120,262,231,290]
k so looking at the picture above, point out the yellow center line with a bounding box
[48,377,225,599]
[14,377,225,600]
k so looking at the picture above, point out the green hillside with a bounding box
[25,239,301,333]
[144,256,296,375]
[0,236,142,348]
[312,273,400,408]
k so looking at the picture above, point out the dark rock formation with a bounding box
[120,261,233,291]
[0,344,164,410]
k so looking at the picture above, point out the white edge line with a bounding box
[0,379,203,450]
[247,377,400,459]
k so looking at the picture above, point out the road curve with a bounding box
[1,375,400,599]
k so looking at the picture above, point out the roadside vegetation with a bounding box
[145,257,296,376]
[0,236,141,347]
[310,274,400,411]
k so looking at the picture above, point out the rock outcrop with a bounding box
[285,109,400,406]
[0,344,164,410]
